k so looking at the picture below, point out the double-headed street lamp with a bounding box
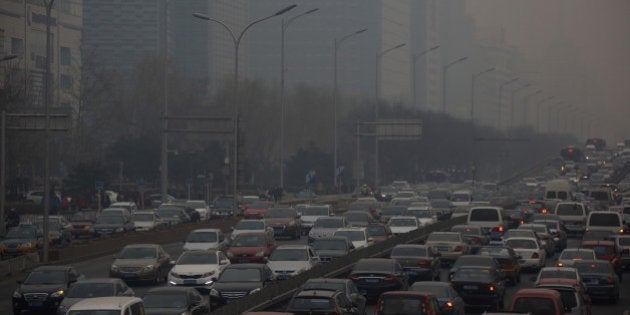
[470,67,495,122]
[412,45,440,109]
[193,4,296,215]
[374,43,406,186]
[536,96,555,133]
[496,77,519,129]
[441,56,468,114]
[279,7,318,189]
[333,28,367,190]
[509,83,531,130]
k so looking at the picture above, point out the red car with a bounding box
[580,240,624,279]
[243,201,272,219]
[366,223,394,244]
[376,291,442,315]
[226,232,276,263]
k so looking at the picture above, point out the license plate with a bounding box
[405,270,416,275]
[463,285,478,290]
[184,280,197,285]
[438,246,449,251]
[238,259,250,263]
[365,278,379,283]
[122,274,136,279]
[28,301,43,307]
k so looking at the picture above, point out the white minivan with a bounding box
[467,207,507,240]
[67,297,144,315]
[555,202,588,234]
[586,211,625,234]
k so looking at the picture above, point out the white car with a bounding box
[300,204,333,232]
[387,216,421,234]
[183,229,229,251]
[406,207,437,226]
[230,219,274,240]
[168,250,230,290]
[333,227,372,249]
[186,200,211,221]
[504,237,546,270]
[110,201,138,214]
[266,245,319,280]
[131,211,163,231]
[556,248,597,268]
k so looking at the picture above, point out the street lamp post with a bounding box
[0,54,18,237]
[509,83,531,130]
[522,89,541,127]
[193,4,296,215]
[496,77,519,130]
[375,43,406,186]
[333,28,367,191]
[536,96,554,133]
[280,8,318,189]
[160,0,170,205]
[412,45,439,109]
[441,56,468,114]
[470,67,495,122]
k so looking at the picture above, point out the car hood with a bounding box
[267,261,311,272]
[314,250,347,257]
[145,307,188,315]
[19,283,66,294]
[212,281,262,292]
[171,264,220,275]
[134,221,155,227]
[184,242,219,251]
[113,258,157,267]
[301,215,325,223]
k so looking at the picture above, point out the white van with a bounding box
[544,179,574,202]
[67,297,144,315]
[555,202,588,234]
[586,211,625,234]
[451,190,473,207]
[467,207,507,239]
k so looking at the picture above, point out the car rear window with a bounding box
[556,204,584,216]
[512,297,557,314]
[379,296,428,315]
[589,213,620,226]
[469,209,499,221]
[289,297,334,310]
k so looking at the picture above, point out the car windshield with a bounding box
[379,296,429,315]
[5,228,36,239]
[35,221,61,230]
[302,207,329,216]
[366,226,387,236]
[289,297,334,310]
[314,218,343,228]
[589,214,620,226]
[303,281,344,292]
[313,240,347,250]
[156,209,179,217]
[389,219,417,227]
[539,269,577,280]
[214,199,234,208]
[177,252,217,265]
[219,268,261,282]
[556,204,583,215]
[505,230,534,238]
[382,208,406,216]
[269,249,308,261]
[452,268,492,282]
[534,221,558,230]
[232,235,267,247]
[560,250,595,260]
[431,200,452,208]
[132,213,153,221]
[118,247,156,259]
[96,216,123,224]
[453,257,491,267]
[186,232,217,243]
[334,231,365,241]
[143,292,188,308]
[24,270,66,285]
[470,209,499,221]
[70,213,93,221]
[575,261,613,273]
[427,233,459,242]
[391,247,427,257]
[235,220,264,230]
[408,210,432,218]
[66,283,114,298]
[582,245,615,257]
[186,201,205,208]
[512,298,557,314]
[264,209,295,219]
[505,239,537,249]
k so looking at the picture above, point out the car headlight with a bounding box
[50,290,64,298]
[202,271,215,278]
[110,264,119,271]
[142,265,155,271]
[210,289,219,296]
[12,290,21,298]
[249,288,261,295]
[255,251,265,257]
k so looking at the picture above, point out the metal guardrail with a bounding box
[210,216,467,315]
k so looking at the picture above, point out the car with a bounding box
[333,227,372,249]
[211,195,238,217]
[450,266,506,311]
[535,278,592,315]
[535,267,581,284]
[155,207,188,226]
[580,240,624,279]
[466,207,509,240]
[611,234,630,269]
[110,201,138,214]
[100,207,132,222]
[163,203,200,223]
[33,219,73,246]
[25,190,45,204]
[379,205,408,223]
[533,216,568,252]
[348,258,408,302]
[56,278,135,315]
[406,206,437,226]
[308,216,348,244]
[299,278,366,314]
[477,246,522,284]
[389,244,440,282]
[557,248,597,268]
[299,204,333,233]
[208,263,275,307]
[343,210,375,227]
[12,265,84,314]
[183,228,229,251]
[387,216,421,234]
[93,213,135,236]
[574,260,620,303]
[431,199,456,220]
[66,296,144,315]
[131,210,166,232]
[226,232,276,264]
[266,245,319,280]
[110,244,172,283]
[68,211,98,238]
[185,200,211,221]
[347,201,382,221]
[287,289,361,315]
[518,223,556,256]
[375,291,442,315]
[312,236,355,263]
[509,288,568,315]
[555,202,588,235]
[264,208,302,240]
[230,219,275,240]
[243,201,273,219]
[503,237,546,270]
[409,282,465,315]
[425,232,469,264]
[0,225,41,259]
[503,208,527,229]
[581,230,613,242]
[449,255,502,282]
[167,250,230,292]
[365,223,394,243]
[143,286,209,315]
[586,211,625,235]
[450,225,490,254]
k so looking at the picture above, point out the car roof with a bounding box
[513,288,562,299]
[540,267,577,272]
[69,297,142,311]
[275,245,311,250]
[393,244,428,249]
[411,281,451,288]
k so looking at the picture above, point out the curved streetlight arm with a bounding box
[239,4,296,43]
[192,13,237,45]
[413,45,440,62]
[284,8,319,30]
[473,67,495,79]
[336,28,368,46]
[378,43,406,58]
[1,55,18,62]
[445,56,468,69]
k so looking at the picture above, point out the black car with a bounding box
[389,244,440,282]
[476,246,522,284]
[450,225,490,254]
[143,287,208,315]
[450,266,506,311]
[348,258,408,302]
[300,278,367,314]
[12,265,84,314]
[448,255,502,281]
[56,278,135,315]
[209,263,275,307]
[575,260,621,303]
[312,236,355,263]
[287,290,361,315]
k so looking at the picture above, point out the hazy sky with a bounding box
[466,0,630,142]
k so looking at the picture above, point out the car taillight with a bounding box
[453,245,463,252]
[532,252,540,259]
[492,226,504,232]
[445,301,454,309]
[557,262,564,267]
[488,285,495,292]
[417,259,431,267]
[383,276,398,283]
